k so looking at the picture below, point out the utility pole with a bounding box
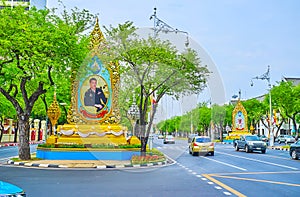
[251,65,273,146]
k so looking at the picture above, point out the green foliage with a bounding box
[102,22,209,151]
[0,5,96,159]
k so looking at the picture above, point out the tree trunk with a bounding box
[14,123,18,143]
[18,115,31,160]
[140,136,148,156]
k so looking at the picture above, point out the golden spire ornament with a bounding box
[47,91,61,134]
[90,17,105,49]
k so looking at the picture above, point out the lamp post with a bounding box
[150,7,189,47]
[127,95,139,136]
[251,65,274,146]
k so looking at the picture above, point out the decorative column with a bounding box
[41,120,47,141]
[46,92,61,144]
[8,119,13,142]
[34,119,40,141]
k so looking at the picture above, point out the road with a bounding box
[0,139,299,197]
[0,145,37,164]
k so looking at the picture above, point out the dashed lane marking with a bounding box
[215,186,222,190]
[202,174,246,197]
[216,151,298,170]
[223,191,232,196]
[200,156,247,171]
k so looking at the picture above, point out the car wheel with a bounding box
[245,145,250,153]
[210,152,214,156]
[278,140,281,144]
[192,151,198,156]
[235,145,239,151]
[189,147,192,154]
[261,150,266,154]
[291,150,298,160]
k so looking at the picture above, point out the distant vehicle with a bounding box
[277,135,296,144]
[189,136,214,156]
[158,135,164,139]
[0,181,26,196]
[290,140,300,160]
[234,135,267,154]
[260,135,268,142]
[188,134,198,143]
[163,135,175,144]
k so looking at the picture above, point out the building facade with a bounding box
[0,0,46,10]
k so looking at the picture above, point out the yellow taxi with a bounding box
[189,136,214,156]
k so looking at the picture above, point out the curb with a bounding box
[6,160,172,169]
[269,146,290,151]
[0,141,43,148]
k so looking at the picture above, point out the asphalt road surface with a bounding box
[0,145,37,164]
[0,139,299,197]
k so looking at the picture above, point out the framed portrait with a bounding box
[76,55,112,121]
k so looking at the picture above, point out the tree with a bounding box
[270,81,300,136]
[0,6,96,159]
[103,22,209,154]
[211,104,226,141]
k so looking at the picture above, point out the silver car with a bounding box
[277,135,295,144]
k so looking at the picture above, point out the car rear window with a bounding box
[196,138,211,143]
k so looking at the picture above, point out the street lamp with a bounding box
[251,65,274,146]
[127,95,139,136]
[150,7,189,47]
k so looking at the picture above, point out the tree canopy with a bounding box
[102,22,210,153]
[0,6,96,159]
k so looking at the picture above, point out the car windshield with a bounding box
[245,136,260,141]
[195,138,211,143]
[285,135,292,138]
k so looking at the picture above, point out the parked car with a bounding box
[158,134,164,139]
[163,135,175,144]
[277,135,296,144]
[0,181,26,196]
[188,134,198,143]
[189,136,214,156]
[290,140,300,160]
[259,135,268,142]
[234,135,267,154]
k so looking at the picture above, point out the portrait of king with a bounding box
[77,56,112,121]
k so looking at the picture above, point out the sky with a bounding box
[47,0,300,105]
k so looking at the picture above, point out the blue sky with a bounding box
[48,0,300,102]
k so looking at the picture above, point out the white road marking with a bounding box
[217,151,298,170]
[192,172,197,175]
[188,170,193,172]
[224,192,232,196]
[196,175,202,178]
[201,178,207,181]
[215,186,222,190]
[208,182,214,185]
[200,156,247,171]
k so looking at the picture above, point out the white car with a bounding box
[277,135,295,144]
[163,135,175,144]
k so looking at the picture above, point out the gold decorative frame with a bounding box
[232,100,248,132]
[67,18,121,125]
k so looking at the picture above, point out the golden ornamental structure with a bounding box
[226,99,251,140]
[47,92,61,129]
[53,18,132,146]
